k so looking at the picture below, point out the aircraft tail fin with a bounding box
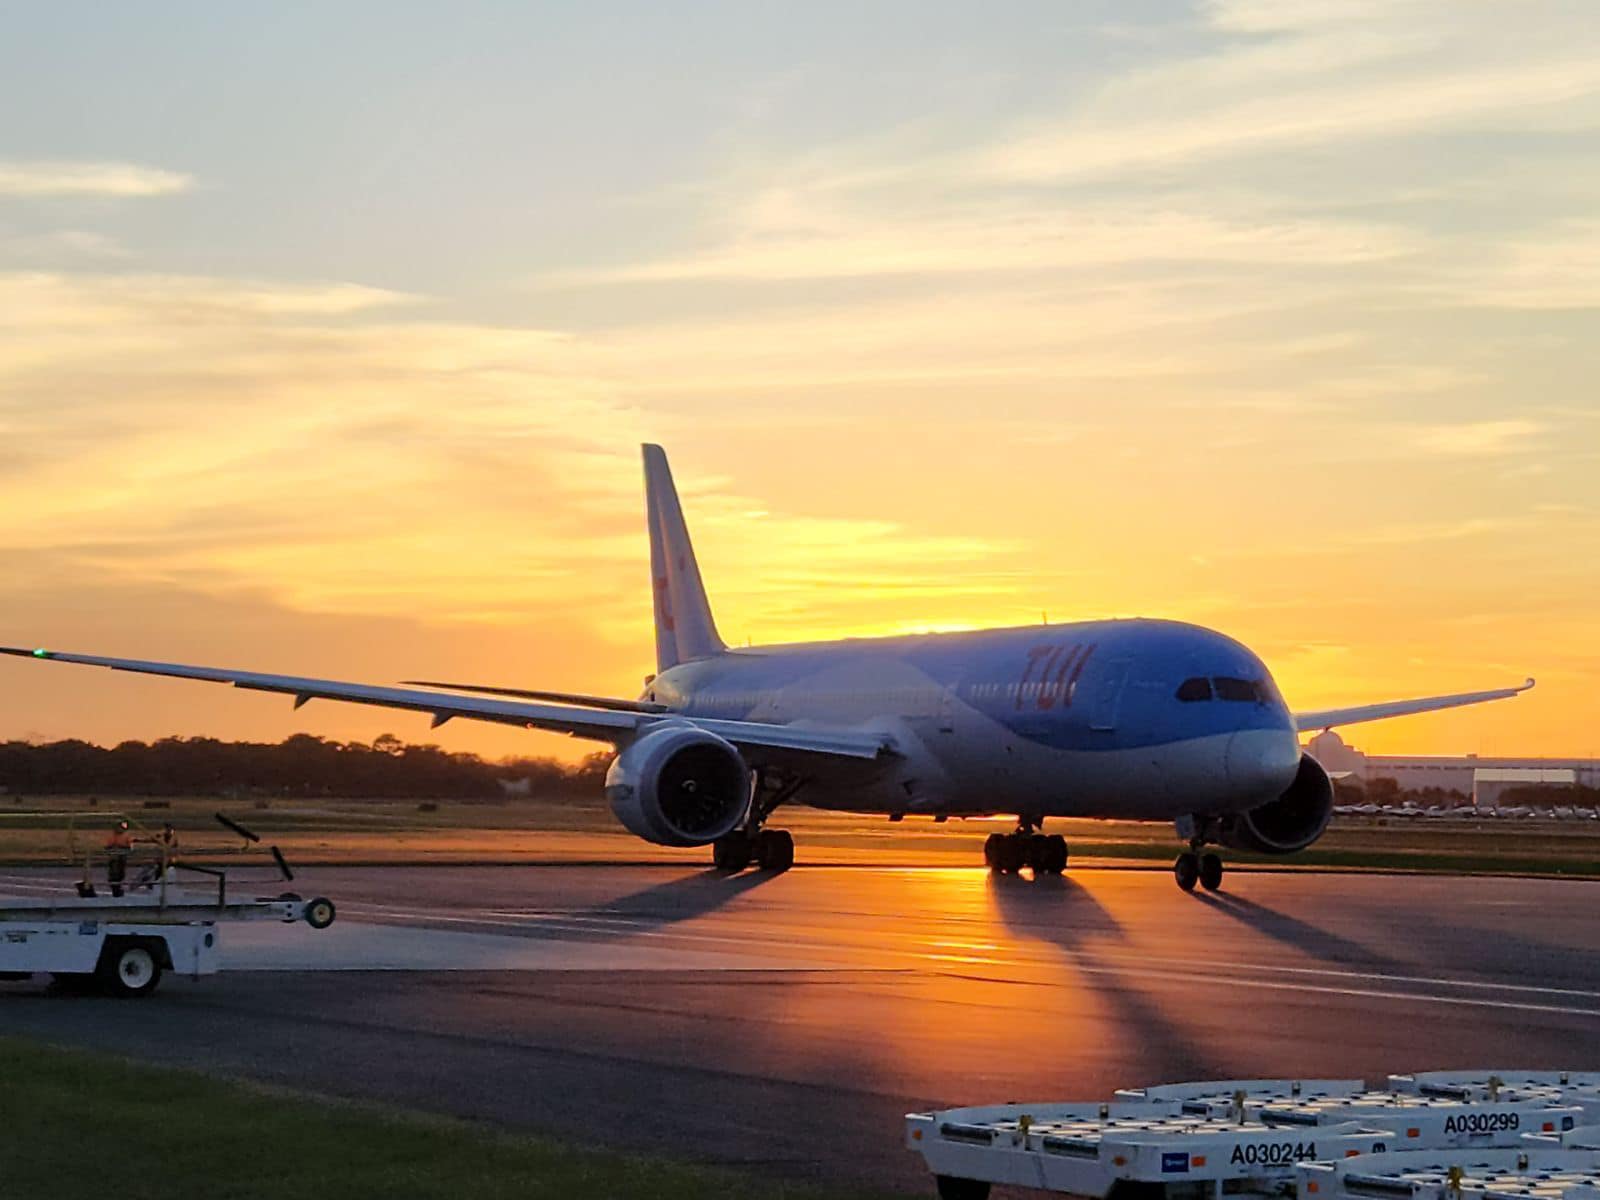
[643,444,725,672]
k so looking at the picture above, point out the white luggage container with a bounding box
[1297,1146,1600,1200]
[1389,1073,1600,1125]
[907,1100,1392,1200]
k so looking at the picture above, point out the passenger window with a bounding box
[1175,677,1212,702]
[1213,677,1259,702]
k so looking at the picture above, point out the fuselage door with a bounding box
[1087,658,1132,731]
[937,683,956,734]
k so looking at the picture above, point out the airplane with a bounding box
[0,444,1535,892]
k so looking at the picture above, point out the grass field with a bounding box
[0,1036,898,1200]
[1,793,1597,877]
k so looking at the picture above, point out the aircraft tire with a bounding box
[712,830,753,872]
[1042,834,1068,875]
[983,833,1002,870]
[996,835,1025,875]
[1198,853,1223,891]
[1173,852,1200,893]
[755,829,795,872]
[1025,834,1048,873]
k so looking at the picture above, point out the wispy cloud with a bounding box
[979,2,1600,184]
[1453,221,1600,310]
[551,202,1414,285]
[1412,419,1549,457]
[0,161,194,198]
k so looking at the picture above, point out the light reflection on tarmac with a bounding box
[5,864,1600,1194]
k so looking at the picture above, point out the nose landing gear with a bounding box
[1171,815,1226,893]
[984,820,1068,876]
[1173,848,1224,893]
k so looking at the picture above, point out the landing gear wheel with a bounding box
[1028,833,1068,875]
[1025,834,1048,873]
[995,835,1025,875]
[99,941,162,998]
[1173,851,1200,893]
[935,1174,991,1200]
[712,830,753,872]
[755,829,795,872]
[983,833,1002,870]
[1198,853,1224,892]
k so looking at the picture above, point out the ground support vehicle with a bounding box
[907,1074,1587,1200]
[0,889,335,998]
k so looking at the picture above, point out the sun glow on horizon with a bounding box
[0,1,1595,760]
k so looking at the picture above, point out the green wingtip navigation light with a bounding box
[32,648,49,658]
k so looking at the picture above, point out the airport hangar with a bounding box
[1305,730,1600,806]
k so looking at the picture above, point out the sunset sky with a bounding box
[1,1,1596,762]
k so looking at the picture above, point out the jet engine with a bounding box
[1219,753,1334,854]
[605,724,750,847]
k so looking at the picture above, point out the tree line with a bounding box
[0,734,611,800]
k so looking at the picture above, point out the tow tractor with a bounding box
[0,811,335,998]
[908,1071,1588,1200]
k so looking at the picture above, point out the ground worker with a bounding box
[105,820,133,897]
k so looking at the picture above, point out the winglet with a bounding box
[643,444,725,672]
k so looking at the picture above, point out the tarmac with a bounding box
[5,862,1600,1195]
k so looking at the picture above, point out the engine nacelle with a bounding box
[605,724,749,847]
[1219,753,1334,855]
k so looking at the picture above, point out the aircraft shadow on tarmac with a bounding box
[513,867,778,944]
[986,873,1224,1083]
[1192,885,1600,993]
[1191,891,1403,973]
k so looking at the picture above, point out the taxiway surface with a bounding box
[5,864,1600,1194]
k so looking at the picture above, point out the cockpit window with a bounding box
[1214,676,1263,703]
[1175,677,1213,702]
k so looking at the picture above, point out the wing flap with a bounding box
[1294,678,1534,732]
[400,679,668,714]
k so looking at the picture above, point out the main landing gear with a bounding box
[984,820,1068,876]
[711,769,802,874]
[1173,848,1224,893]
[712,827,794,872]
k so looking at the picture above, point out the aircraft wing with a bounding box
[0,646,894,762]
[1294,678,1534,732]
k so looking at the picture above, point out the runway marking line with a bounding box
[942,961,1600,1020]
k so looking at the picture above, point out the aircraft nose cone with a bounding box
[1226,728,1301,798]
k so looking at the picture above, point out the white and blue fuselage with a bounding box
[649,618,1302,822]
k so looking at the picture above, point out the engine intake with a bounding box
[605,724,749,847]
[1220,752,1333,855]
